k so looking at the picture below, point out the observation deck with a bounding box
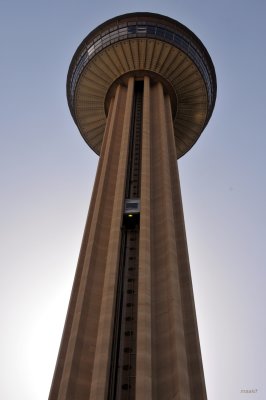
[67,12,216,158]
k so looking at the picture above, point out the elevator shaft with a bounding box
[108,82,143,400]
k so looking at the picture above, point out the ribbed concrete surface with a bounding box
[49,81,133,399]
[49,77,207,400]
[74,38,208,157]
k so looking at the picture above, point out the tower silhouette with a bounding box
[49,12,216,400]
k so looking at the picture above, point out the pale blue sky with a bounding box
[1,1,266,399]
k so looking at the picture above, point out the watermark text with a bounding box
[240,389,258,394]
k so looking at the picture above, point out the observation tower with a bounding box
[49,12,216,400]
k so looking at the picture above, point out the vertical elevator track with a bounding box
[108,81,143,400]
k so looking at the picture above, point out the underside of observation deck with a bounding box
[67,12,216,158]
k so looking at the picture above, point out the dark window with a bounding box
[156,27,165,37]
[124,347,133,353]
[123,365,132,370]
[147,26,156,35]
[165,31,173,41]
[128,26,136,35]
[122,383,131,390]
[125,203,138,209]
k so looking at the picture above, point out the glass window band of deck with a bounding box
[68,21,215,109]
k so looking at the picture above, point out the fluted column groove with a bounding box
[135,76,152,400]
[90,77,135,399]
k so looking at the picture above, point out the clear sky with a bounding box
[1,0,265,399]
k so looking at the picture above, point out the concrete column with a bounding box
[135,75,152,400]
[150,81,191,399]
[165,95,207,400]
[49,79,134,400]
[90,77,134,399]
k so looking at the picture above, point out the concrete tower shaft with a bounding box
[50,76,207,400]
[50,12,216,400]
